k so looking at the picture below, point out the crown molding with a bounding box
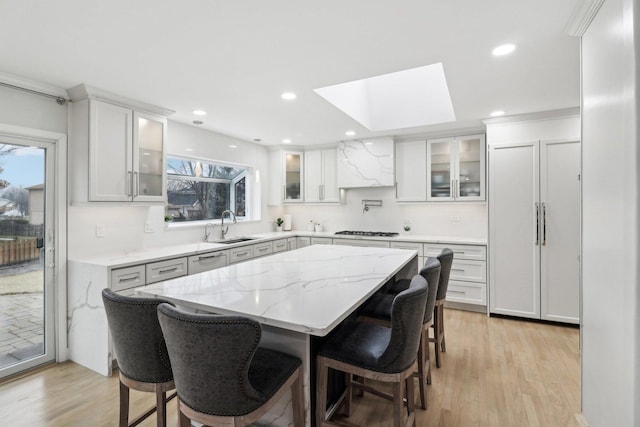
[0,71,68,99]
[565,0,605,36]
[482,107,580,126]
[68,83,175,117]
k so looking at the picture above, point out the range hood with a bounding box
[337,137,394,188]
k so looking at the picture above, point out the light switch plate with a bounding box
[96,224,105,238]
[145,222,154,233]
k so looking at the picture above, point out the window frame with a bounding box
[166,155,251,224]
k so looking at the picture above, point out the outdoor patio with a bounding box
[0,267,44,370]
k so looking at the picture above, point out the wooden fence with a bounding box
[0,238,40,266]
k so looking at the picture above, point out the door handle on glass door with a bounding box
[535,202,540,245]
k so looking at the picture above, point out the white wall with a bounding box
[581,0,639,425]
[67,121,272,258]
[269,187,487,238]
[0,86,67,133]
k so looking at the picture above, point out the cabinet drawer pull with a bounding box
[448,290,466,294]
[258,247,269,252]
[198,253,224,261]
[118,275,139,283]
[453,251,465,254]
[235,251,250,256]
[451,268,465,272]
[158,267,178,274]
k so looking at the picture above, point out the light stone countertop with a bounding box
[137,244,417,336]
[69,230,486,269]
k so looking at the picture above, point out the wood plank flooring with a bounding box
[0,309,582,427]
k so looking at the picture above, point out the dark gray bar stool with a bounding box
[157,304,304,427]
[101,288,176,427]
[358,257,440,409]
[316,275,429,427]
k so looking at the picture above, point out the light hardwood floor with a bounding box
[0,309,582,427]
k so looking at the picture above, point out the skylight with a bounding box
[313,63,456,131]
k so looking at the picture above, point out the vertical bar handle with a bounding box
[134,172,139,197]
[127,171,132,196]
[542,202,547,245]
[535,202,539,245]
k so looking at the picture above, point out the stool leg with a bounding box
[343,372,353,416]
[119,380,129,427]
[392,381,403,427]
[316,357,329,426]
[405,376,416,427]
[440,307,446,353]
[156,389,166,427]
[433,306,442,368]
[291,368,305,427]
[178,401,190,427]
[416,329,427,410]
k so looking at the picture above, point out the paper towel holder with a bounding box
[283,214,292,231]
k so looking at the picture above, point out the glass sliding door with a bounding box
[0,139,55,378]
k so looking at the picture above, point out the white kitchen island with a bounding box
[137,244,418,427]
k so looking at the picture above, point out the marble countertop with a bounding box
[137,244,417,336]
[69,230,486,268]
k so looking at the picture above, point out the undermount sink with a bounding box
[215,237,256,244]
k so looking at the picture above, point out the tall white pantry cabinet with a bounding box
[486,112,581,324]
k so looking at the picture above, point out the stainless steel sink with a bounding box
[215,237,256,244]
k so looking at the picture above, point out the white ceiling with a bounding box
[0,0,582,146]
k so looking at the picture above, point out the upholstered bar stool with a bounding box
[316,275,429,427]
[156,304,304,427]
[101,289,176,427]
[358,257,440,409]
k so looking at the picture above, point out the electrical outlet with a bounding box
[145,222,154,233]
[96,224,105,238]
[450,216,462,222]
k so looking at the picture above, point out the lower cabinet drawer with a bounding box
[424,243,486,261]
[146,257,188,284]
[111,265,146,292]
[336,239,390,248]
[188,251,228,275]
[229,246,254,264]
[273,239,288,253]
[253,242,273,258]
[390,241,423,256]
[311,237,333,245]
[449,259,486,283]
[446,280,486,305]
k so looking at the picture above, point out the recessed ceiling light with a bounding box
[492,44,516,56]
[229,145,237,149]
[282,138,292,144]
[490,110,505,117]
[281,92,297,100]
[193,110,207,116]
[185,148,193,152]
[253,138,262,142]
[345,130,356,136]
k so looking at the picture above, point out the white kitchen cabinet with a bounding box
[395,140,427,201]
[310,237,332,245]
[287,237,298,251]
[188,250,228,274]
[146,257,188,284]
[272,238,288,253]
[427,134,485,201]
[252,241,273,258]
[305,148,339,202]
[295,237,311,248]
[489,139,580,323]
[68,85,170,203]
[268,150,304,204]
[111,265,146,295]
[336,239,389,248]
[228,245,254,264]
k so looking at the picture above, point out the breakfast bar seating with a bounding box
[101,289,177,427]
[316,275,429,427]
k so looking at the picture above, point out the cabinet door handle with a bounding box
[134,172,139,197]
[535,202,540,246]
[158,267,178,275]
[455,179,458,199]
[235,251,249,256]
[395,182,398,199]
[542,202,547,246]
[127,171,132,196]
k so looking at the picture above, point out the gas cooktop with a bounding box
[334,231,399,237]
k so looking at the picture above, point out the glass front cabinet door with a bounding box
[284,151,303,202]
[134,112,167,201]
[427,134,485,201]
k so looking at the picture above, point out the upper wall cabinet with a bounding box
[337,137,394,188]
[426,134,486,201]
[395,139,427,201]
[68,85,172,203]
[268,150,304,205]
[305,148,339,203]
